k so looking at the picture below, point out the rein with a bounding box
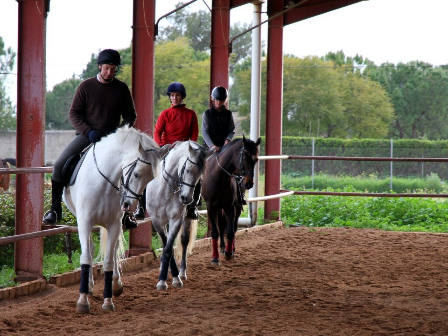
[215,145,245,184]
[92,143,154,200]
[162,152,198,194]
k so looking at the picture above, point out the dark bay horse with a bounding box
[201,136,261,265]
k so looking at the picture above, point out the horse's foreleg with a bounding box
[77,264,91,314]
[157,220,183,290]
[208,208,220,266]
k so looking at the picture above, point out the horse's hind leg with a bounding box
[218,210,226,254]
[179,217,194,280]
[112,242,123,297]
[77,221,93,314]
[101,224,122,311]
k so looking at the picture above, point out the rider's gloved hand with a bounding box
[87,130,101,143]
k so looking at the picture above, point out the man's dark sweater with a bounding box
[69,76,136,136]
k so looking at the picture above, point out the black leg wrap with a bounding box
[159,255,170,281]
[103,271,113,299]
[80,264,91,294]
[170,254,179,278]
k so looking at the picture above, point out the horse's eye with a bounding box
[134,172,140,179]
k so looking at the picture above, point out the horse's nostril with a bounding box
[123,201,129,209]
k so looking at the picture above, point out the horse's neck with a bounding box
[217,147,237,173]
[91,142,126,179]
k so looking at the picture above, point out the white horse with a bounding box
[63,126,169,314]
[146,141,212,290]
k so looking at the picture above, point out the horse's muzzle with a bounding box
[121,200,130,211]
[244,181,254,190]
[180,195,193,205]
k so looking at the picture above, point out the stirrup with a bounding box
[42,210,59,225]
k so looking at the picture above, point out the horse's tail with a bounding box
[175,218,198,262]
[99,226,126,271]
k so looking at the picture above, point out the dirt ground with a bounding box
[1,226,448,336]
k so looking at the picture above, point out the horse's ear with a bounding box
[256,137,261,146]
[243,134,247,145]
[159,144,170,158]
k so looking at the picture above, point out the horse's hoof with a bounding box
[102,302,115,311]
[172,277,183,288]
[179,271,187,281]
[211,258,220,266]
[76,302,90,314]
[113,287,123,297]
[224,252,234,260]
[156,281,168,291]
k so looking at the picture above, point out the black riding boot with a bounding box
[186,181,201,220]
[42,179,64,224]
[134,188,146,220]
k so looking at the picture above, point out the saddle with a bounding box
[61,144,93,186]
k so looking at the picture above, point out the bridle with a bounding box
[93,143,154,201]
[215,145,247,185]
[162,152,198,194]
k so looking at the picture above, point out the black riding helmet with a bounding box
[167,82,187,99]
[97,49,121,66]
[211,86,228,101]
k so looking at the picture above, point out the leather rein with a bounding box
[92,143,155,201]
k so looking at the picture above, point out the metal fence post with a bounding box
[390,138,393,191]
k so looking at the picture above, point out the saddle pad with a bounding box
[69,145,93,186]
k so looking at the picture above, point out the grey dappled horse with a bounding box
[146,141,212,290]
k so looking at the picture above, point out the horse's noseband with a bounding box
[163,155,198,194]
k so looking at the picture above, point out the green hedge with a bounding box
[259,137,448,179]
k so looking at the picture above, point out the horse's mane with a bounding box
[219,138,242,154]
[101,126,159,152]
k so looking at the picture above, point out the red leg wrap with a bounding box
[226,238,234,254]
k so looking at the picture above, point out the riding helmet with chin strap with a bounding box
[211,86,228,101]
[167,82,187,99]
[97,49,121,66]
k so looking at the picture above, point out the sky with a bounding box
[1,0,448,103]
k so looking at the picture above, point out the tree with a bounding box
[45,77,82,129]
[159,3,253,73]
[232,54,394,138]
[0,36,16,130]
[153,38,210,123]
[364,61,448,139]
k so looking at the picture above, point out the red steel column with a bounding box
[128,0,156,256]
[264,0,284,220]
[210,0,230,93]
[15,0,47,281]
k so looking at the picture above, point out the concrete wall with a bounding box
[0,130,76,165]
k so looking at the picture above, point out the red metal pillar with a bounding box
[210,0,230,94]
[264,0,284,221]
[128,0,156,256]
[15,0,47,281]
